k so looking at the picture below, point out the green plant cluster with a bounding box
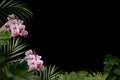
[0,0,120,80]
[54,54,120,80]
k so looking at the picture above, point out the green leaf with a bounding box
[84,71,108,80]
[103,54,120,65]
[0,31,11,46]
[0,60,39,80]
[0,31,10,39]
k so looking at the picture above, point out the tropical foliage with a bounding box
[37,65,61,80]
[0,37,29,60]
[53,54,120,80]
[0,60,39,80]
[0,0,33,25]
[0,30,10,45]
[55,71,89,80]
[1,0,120,80]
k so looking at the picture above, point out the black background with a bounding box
[22,0,119,72]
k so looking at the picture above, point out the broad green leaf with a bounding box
[0,31,11,46]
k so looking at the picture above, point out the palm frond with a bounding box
[38,64,61,80]
[0,0,33,25]
[0,37,29,60]
[0,0,6,7]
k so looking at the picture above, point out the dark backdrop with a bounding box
[23,0,119,72]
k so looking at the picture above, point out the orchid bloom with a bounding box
[0,14,28,38]
[25,50,45,72]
